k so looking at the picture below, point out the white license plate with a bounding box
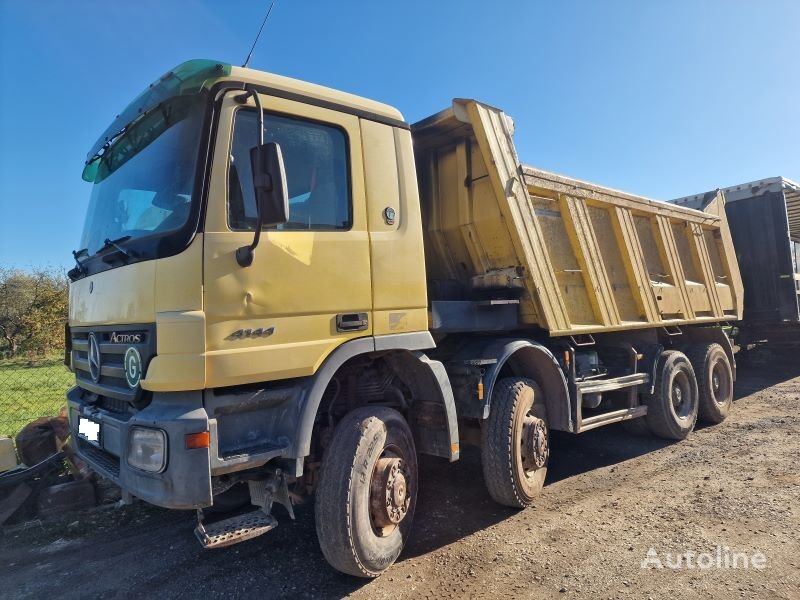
[78,417,101,444]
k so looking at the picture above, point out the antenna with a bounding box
[242,1,277,68]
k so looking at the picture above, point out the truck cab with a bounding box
[68,60,456,574]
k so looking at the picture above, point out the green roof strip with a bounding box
[82,59,231,182]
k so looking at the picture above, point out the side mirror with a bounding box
[251,142,289,227]
[236,142,289,267]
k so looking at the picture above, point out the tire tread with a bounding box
[315,407,395,577]
[645,350,698,440]
[481,378,543,508]
[686,343,732,424]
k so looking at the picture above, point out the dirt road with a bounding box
[2,361,798,599]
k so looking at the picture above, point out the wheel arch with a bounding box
[291,333,460,469]
[460,339,573,432]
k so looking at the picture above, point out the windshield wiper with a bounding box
[99,236,134,261]
[68,248,89,280]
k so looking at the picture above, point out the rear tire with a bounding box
[645,351,699,440]
[687,343,733,424]
[315,406,417,578]
[481,378,549,508]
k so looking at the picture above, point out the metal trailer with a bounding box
[674,177,800,349]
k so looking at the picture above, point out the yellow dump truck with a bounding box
[66,60,743,577]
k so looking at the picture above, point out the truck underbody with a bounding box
[68,320,736,552]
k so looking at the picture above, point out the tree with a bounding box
[0,268,68,357]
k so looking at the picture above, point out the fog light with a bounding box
[128,427,167,472]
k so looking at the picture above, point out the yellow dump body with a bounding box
[413,99,744,336]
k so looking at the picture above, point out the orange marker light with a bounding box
[185,431,210,449]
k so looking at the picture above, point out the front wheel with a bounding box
[315,406,417,578]
[481,377,549,508]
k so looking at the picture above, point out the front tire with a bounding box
[481,378,549,508]
[645,351,699,440]
[315,406,417,578]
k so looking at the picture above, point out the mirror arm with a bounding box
[236,85,266,267]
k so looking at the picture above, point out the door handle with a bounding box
[336,313,369,332]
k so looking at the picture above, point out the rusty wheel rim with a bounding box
[520,412,549,475]
[369,448,411,537]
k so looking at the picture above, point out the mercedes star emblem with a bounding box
[88,332,102,383]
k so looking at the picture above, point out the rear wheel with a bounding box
[645,351,699,440]
[315,406,417,578]
[687,343,733,424]
[481,378,549,508]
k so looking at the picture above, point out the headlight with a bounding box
[127,427,167,472]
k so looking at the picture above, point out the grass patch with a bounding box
[0,355,73,438]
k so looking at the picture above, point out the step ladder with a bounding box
[195,509,278,549]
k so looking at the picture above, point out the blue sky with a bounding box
[1,0,798,269]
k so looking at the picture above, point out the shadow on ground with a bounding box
[2,422,677,599]
[733,357,800,398]
[403,423,672,561]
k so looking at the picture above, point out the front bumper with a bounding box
[67,387,213,509]
[67,385,295,509]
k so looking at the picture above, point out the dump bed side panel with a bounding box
[414,100,743,336]
[524,169,744,333]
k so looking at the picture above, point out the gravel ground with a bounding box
[2,360,798,599]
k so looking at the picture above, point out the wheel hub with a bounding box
[673,384,682,403]
[521,416,549,471]
[672,383,684,411]
[670,370,693,419]
[370,456,410,530]
[711,360,732,405]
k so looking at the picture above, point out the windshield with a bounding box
[80,96,204,256]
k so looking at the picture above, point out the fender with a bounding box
[453,338,573,432]
[289,332,459,468]
[385,351,460,462]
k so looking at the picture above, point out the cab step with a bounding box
[195,509,277,549]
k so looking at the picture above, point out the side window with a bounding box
[229,109,351,231]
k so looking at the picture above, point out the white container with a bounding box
[0,437,18,472]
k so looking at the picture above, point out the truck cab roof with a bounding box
[84,59,406,179]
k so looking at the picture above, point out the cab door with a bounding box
[202,90,372,388]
